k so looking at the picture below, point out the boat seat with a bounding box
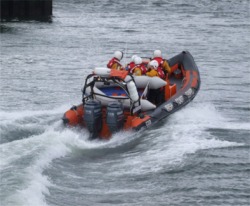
[99,87,144,98]
[165,84,177,100]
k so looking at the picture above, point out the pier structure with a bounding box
[1,0,52,21]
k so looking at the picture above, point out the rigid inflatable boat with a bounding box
[63,51,200,139]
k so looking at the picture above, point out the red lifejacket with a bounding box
[157,67,165,79]
[153,57,164,67]
[130,64,147,75]
[140,64,147,74]
[153,57,165,79]
[126,62,135,73]
[107,57,123,69]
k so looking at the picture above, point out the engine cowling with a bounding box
[84,100,102,139]
[106,102,124,133]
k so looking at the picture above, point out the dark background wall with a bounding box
[1,0,52,21]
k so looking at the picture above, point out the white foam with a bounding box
[1,124,139,206]
[172,102,250,130]
[1,127,84,206]
[111,129,243,176]
[109,102,245,176]
[1,101,247,205]
[0,104,70,123]
[14,132,71,206]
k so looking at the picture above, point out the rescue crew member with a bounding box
[130,56,147,76]
[107,51,124,70]
[152,50,172,77]
[146,60,159,77]
[125,55,137,72]
[146,60,165,105]
[146,60,165,79]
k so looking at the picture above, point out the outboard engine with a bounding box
[106,102,124,133]
[84,100,102,139]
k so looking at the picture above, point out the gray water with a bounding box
[0,0,250,205]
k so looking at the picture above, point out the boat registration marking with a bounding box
[145,120,151,127]
[175,95,184,105]
[164,103,174,112]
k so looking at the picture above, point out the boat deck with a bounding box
[169,75,183,91]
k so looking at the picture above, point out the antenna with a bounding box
[123,3,129,68]
[124,41,128,66]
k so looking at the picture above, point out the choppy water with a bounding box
[1,0,250,205]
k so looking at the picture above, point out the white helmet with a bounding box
[149,60,159,69]
[134,56,142,65]
[131,55,138,62]
[153,50,162,58]
[114,51,123,60]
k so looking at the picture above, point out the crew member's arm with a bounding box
[146,69,158,77]
[133,67,142,76]
[162,60,172,74]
